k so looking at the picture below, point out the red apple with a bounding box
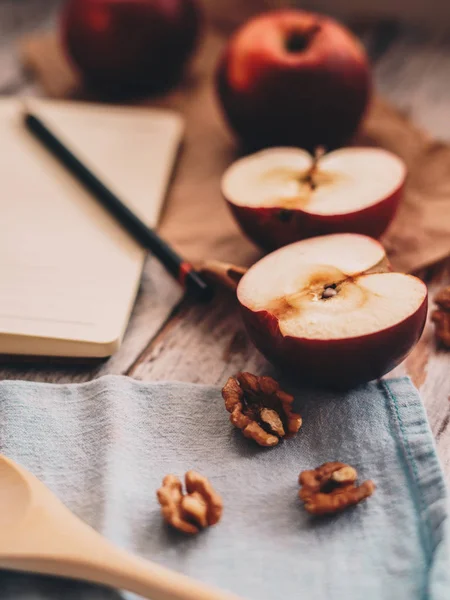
[216,9,371,150]
[237,234,427,388]
[62,0,202,94]
[222,146,406,250]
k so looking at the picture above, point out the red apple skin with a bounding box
[62,0,202,94]
[227,181,403,250]
[239,290,428,389]
[216,10,371,151]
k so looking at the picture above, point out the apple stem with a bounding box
[305,146,325,190]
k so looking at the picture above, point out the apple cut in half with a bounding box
[222,147,406,250]
[237,234,427,388]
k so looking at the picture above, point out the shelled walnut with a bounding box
[299,462,375,516]
[432,286,450,348]
[222,372,302,447]
[157,471,223,534]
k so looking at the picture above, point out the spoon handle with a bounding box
[53,543,240,600]
[4,541,240,600]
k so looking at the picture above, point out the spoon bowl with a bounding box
[0,455,239,600]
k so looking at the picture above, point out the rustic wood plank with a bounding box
[127,289,271,384]
[374,28,450,139]
[0,0,62,92]
[413,260,450,472]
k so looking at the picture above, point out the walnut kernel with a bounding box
[299,462,375,516]
[157,471,223,534]
[222,372,302,447]
[435,286,450,311]
[432,286,450,348]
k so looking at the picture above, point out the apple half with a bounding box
[222,147,406,250]
[237,234,427,388]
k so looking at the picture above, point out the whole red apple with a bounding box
[62,0,202,94]
[216,9,371,150]
[237,234,427,388]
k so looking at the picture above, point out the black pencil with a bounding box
[23,110,214,303]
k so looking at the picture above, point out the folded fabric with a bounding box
[0,375,448,600]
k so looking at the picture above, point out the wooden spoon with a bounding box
[0,455,240,600]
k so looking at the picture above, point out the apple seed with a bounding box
[322,285,338,299]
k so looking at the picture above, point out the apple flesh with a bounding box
[216,9,371,150]
[61,0,202,95]
[237,234,427,388]
[222,147,406,250]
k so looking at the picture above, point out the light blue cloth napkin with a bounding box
[0,375,448,600]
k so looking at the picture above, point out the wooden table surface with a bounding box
[1,2,449,475]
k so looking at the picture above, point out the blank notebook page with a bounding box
[0,99,184,357]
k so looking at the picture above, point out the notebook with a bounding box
[0,98,184,358]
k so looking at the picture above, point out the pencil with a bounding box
[23,110,214,303]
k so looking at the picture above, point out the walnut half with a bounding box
[157,471,223,534]
[299,462,375,516]
[222,372,302,447]
[432,286,450,348]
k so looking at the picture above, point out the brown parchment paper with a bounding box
[20,22,450,274]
